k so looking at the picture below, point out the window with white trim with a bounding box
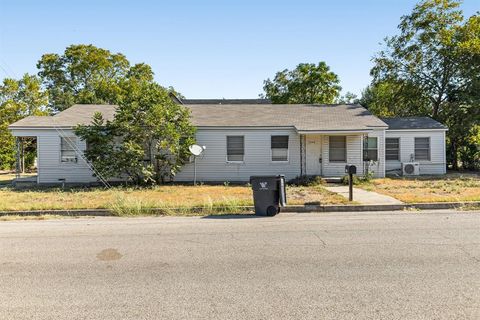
[385,138,400,161]
[363,137,378,161]
[329,136,346,162]
[415,137,430,161]
[61,137,77,163]
[226,136,244,162]
[271,135,289,161]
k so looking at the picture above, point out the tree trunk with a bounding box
[450,139,458,170]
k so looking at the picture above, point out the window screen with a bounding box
[329,136,346,162]
[227,136,244,162]
[61,137,77,163]
[363,137,378,161]
[385,138,400,161]
[415,137,430,161]
[271,136,289,161]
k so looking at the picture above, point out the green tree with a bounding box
[337,91,359,104]
[262,62,341,104]
[0,74,49,169]
[75,79,195,184]
[37,44,154,112]
[359,80,431,117]
[368,0,480,169]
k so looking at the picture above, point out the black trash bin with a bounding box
[250,175,287,216]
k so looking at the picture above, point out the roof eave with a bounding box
[386,128,448,131]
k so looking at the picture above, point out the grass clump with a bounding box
[109,193,253,216]
[289,175,326,186]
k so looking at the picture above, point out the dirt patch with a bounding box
[97,248,123,261]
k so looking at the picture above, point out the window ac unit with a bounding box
[402,162,419,176]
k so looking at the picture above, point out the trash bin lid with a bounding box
[250,176,280,191]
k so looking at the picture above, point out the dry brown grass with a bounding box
[0,184,346,212]
[359,172,480,203]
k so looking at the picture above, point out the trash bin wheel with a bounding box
[266,206,278,217]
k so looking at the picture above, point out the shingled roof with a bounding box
[381,117,447,130]
[182,99,271,105]
[10,103,388,132]
[185,104,387,131]
[9,104,117,128]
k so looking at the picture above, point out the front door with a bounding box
[305,136,322,176]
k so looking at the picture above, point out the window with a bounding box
[61,137,77,163]
[271,135,289,161]
[415,137,430,161]
[385,138,400,161]
[329,136,346,162]
[363,137,378,161]
[226,136,244,162]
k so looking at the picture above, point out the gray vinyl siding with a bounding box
[11,129,96,184]
[174,128,301,182]
[322,135,366,177]
[319,131,385,178]
[385,130,446,175]
[365,130,386,178]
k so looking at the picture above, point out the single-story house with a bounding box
[8,100,448,185]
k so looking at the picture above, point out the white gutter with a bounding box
[296,129,375,134]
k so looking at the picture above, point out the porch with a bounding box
[298,131,384,178]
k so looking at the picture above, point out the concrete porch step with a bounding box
[323,177,343,183]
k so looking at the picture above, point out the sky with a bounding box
[0,0,478,99]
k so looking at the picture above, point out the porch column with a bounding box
[21,137,25,173]
[299,134,306,177]
[15,137,21,179]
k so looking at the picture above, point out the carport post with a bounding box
[21,138,25,173]
[15,137,21,179]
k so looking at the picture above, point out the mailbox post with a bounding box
[345,165,357,201]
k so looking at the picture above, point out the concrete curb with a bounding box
[0,209,112,216]
[281,201,480,213]
[0,201,479,217]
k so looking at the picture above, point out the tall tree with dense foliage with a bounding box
[37,44,154,112]
[0,74,49,169]
[367,0,480,169]
[262,62,342,104]
[75,78,195,184]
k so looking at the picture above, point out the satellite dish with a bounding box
[189,145,205,186]
[189,144,205,156]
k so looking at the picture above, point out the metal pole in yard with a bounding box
[349,173,353,201]
[193,156,197,186]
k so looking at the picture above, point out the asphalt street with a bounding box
[0,210,479,319]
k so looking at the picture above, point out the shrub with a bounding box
[341,175,361,185]
[289,175,326,186]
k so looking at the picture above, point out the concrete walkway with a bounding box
[324,186,403,204]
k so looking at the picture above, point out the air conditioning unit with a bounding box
[402,162,420,176]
